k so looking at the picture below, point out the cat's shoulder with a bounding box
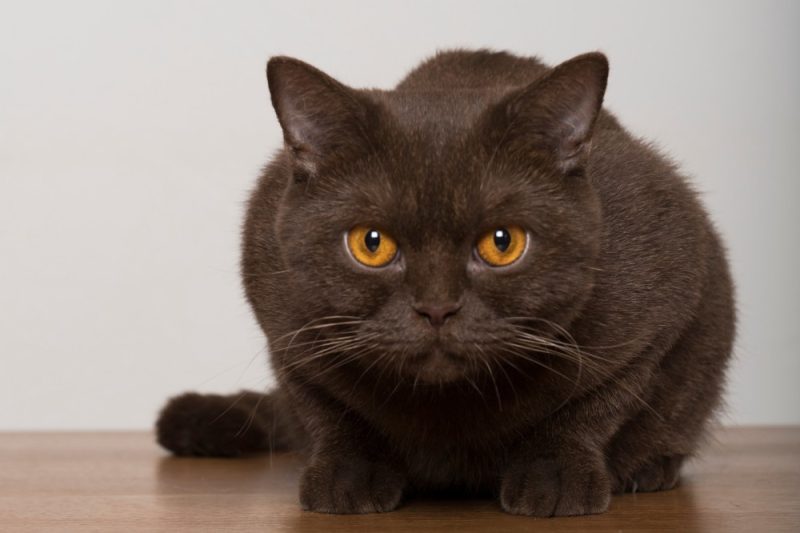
[395,49,549,91]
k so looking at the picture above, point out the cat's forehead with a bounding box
[350,135,535,242]
[343,88,548,238]
[372,88,509,138]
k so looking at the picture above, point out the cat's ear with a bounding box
[267,57,374,174]
[482,52,609,176]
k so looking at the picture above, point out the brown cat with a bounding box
[156,49,736,517]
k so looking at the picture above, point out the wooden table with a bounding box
[0,427,797,531]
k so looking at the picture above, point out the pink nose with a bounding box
[413,302,462,327]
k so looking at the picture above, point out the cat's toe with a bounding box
[613,454,685,493]
[500,457,611,517]
[300,456,405,514]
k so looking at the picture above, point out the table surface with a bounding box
[0,427,798,532]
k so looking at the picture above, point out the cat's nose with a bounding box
[413,301,462,328]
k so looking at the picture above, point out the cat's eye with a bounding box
[475,225,527,267]
[347,225,398,268]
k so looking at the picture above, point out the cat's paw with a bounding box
[612,454,685,493]
[299,455,406,514]
[155,392,268,457]
[500,455,611,517]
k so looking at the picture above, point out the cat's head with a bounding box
[257,52,608,385]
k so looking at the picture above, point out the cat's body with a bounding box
[157,50,735,517]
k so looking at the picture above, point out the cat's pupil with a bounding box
[494,228,511,252]
[365,230,381,253]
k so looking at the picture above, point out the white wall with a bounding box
[1,0,797,429]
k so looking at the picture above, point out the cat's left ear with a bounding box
[267,57,376,175]
[481,52,609,176]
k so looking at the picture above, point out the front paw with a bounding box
[299,455,406,514]
[500,455,611,517]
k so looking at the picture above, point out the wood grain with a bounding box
[0,427,797,531]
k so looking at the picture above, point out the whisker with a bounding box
[349,343,390,393]
[505,317,643,351]
[235,391,265,438]
[312,343,378,380]
[493,354,521,406]
[463,373,487,405]
[270,333,360,354]
[280,333,380,375]
[503,331,660,419]
[474,343,502,411]
[498,346,574,383]
[272,315,365,343]
[208,391,249,425]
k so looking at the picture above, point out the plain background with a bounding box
[1,0,798,429]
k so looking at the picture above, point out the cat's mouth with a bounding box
[404,347,468,384]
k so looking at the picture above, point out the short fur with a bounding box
[156,49,735,517]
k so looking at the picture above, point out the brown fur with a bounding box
[156,49,735,517]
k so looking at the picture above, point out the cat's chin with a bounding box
[405,349,468,384]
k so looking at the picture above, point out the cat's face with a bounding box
[265,54,608,384]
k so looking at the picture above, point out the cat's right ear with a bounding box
[267,57,374,176]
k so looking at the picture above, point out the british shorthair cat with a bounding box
[156,49,735,517]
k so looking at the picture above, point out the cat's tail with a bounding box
[156,389,299,457]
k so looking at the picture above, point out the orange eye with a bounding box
[347,225,398,268]
[476,225,527,267]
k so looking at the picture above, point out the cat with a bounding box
[156,49,736,517]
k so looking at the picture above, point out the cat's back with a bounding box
[395,49,549,91]
[389,49,626,139]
